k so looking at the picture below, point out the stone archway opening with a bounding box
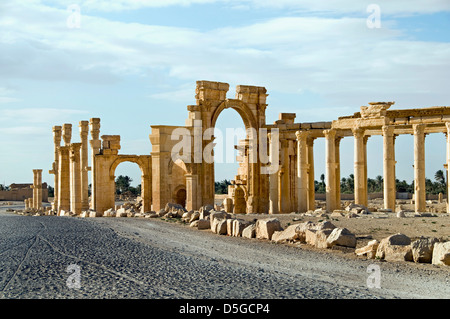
[113,161,142,202]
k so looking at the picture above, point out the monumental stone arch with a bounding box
[47,80,450,217]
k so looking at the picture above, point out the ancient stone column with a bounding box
[185,174,197,211]
[268,132,279,214]
[295,131,309,213]
[306,136,316,211]
[50,126,62,211]
[32,169,43,210]
[89,118,101,210]
[62,123,72,146]
[353,127,366,206]
[69,143,82,215]
[280,139,291,213]
[79,121,89,211]
[382,125,396,211]
[57,146,70,214]
[335,136,342,209]
[413,124,426,212]
[324,129,337,212]
[363,135,370,206]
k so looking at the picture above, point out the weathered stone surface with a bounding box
[197,219,211,230]
[164,203,185,213]
[226,219,235,236]
[209,211,228,224]
[305,229,317,246]
[314,221,336,231]
[255,218,282,240]
[345,203,368,214]
[376,233,412,260]
[355,240,379,259]
[89,210,101,218]
[189,220,199,228]
[242,224,256,239]
[432,242,450,266]
[116,208,127,217]
[271,224,301,243]
[315,229,334,248]
[384,245,413,262]
[189,211,200,223]
[295,221,317,243]
[232,219,251,237]
[397,211,406,218]
[103,208,115,217]
[211,218,227,235]
[326,227,357,248]
[411,237,439,263]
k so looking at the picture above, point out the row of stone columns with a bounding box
[50,121,94,215]
[29,169,43,210]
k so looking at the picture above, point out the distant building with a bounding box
[0,183,48,201]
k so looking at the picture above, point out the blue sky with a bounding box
[0,0,449,187]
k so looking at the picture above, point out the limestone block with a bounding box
[89,210,101,218]
[295,221,317,243]
[190,220,199,228]
[255,218,282,240]
[103,208,115,217]
[189,211,200,223]
[216,219,228,235]
[232,219,251,237]
[80,211,89,218]
[326,227,357,248]
[314,221,336,231]
[315,229,334,248]
[116,208,127,217]
[305,229,317,246]
[397,211,406,218]
[242,224,256,239]
[355,240,379,259]
[432,242,450,266]
[223,198,233,213]
[209,211,228,224]
[411,237,439,263]
[271,224,301,243]
[197,219,211,230]
[384,245,413,262]
[226,219,235,236]
[330,210,346,218]
[376,233,411,260]
[165,203,185,213]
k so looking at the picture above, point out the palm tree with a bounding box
[435,170,446,186]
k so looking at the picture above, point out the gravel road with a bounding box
[0,212,448,299]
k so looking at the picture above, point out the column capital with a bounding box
[295,130,309,142]
[79,120,89,136]
[62,123,72,146]
[323,129,336,139]
[352,127,365,138]
[382,125,395,137]
[413,123,426,135]
[306,136,316,147]
[69,143,82,161]
[89,118,101,140]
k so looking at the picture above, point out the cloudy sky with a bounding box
[1,0,449,187]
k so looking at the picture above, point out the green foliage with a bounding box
[115,175,140,196]
[215,179,231,194]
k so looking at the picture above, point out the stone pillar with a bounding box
[79,121,89,211]
[306,136,316,211]
[335,136,342,209]
[62,123,72,146]
[57,146,70,214]
[382,125,396,211]
[50,126,62,211]
[413,124,426,213]
[89,118,101,211]
[268,132,279,214]
[446,122,450,213]
[363,135,370,206]
[324,129,337,212]
[69,143,82,215]
[295,131,309,213]
[353,128,366,206]
[185,174,198,211]
[280,139,291,213]
[32,169,43,210]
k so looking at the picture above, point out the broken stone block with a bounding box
[432,242,450,266]
[295,221,317,243]
[226,219,235,236]
[189,220,199,228]
[232,219,251,237]
[384,245,413,262]
[116,208,127,217]
[209,211,228,224]
[326,227,357,248]
[376,233,411,260]
[271,224,301,243]
[314,221,336,231]
[411,237,439,263]
[189,211,200,223]
[197,219,211,230]
[305,229,317,246]
[255,218,282,240]
[164,203,184,213]
[242,224,256,239]
[315,229,334,248]
[355,240,379,259]
[211,218,227,235]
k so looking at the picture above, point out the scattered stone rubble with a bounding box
[12,199,450,267]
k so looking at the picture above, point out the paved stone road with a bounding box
[0,213,448,300]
